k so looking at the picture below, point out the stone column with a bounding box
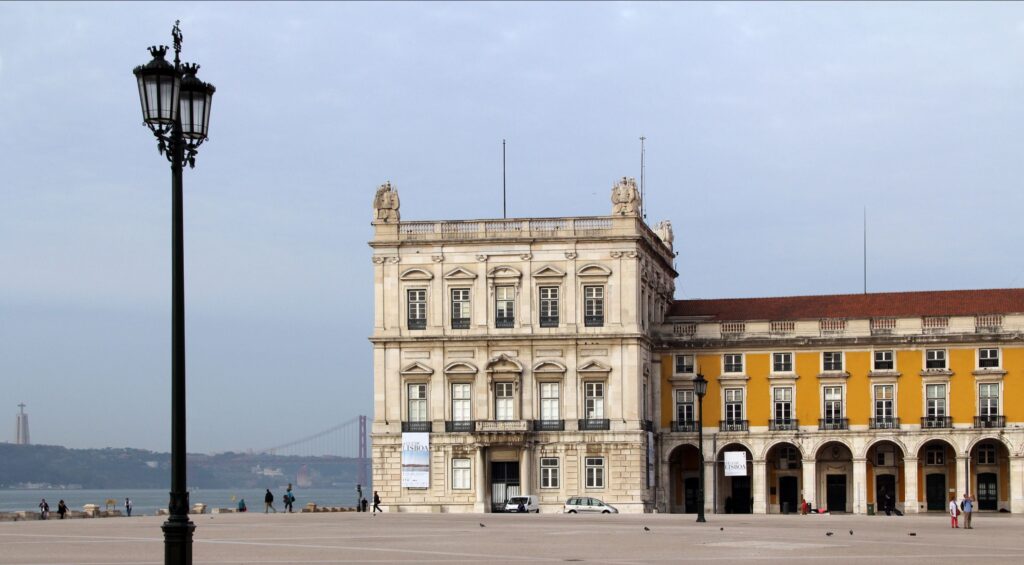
[903,457,919,514]
[704,459,715,515]
[802,460,817,510]
[521,445,532,496]
[474,447,486,512]
[752,460,767,514]
[853,458,868,514]
[956,455,969,500]
[1010,456,1024,513]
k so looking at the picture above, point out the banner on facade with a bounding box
[647,432,655,488]
[724,451,747,477]
[401,432,430,488]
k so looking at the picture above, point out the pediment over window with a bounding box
[444,267,478,280]
[578,360,612,374]
[486,353,523,373]
[533,360,567,373]
[399,268,434,281]
[487,265,522,279]
[577,263,612,278]
[444,361,479,375]
[532,265,566,279]
[400,361,434,376]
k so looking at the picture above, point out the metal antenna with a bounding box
[502,139,507,219]
[639,136,646,219]
[863,207,867,294]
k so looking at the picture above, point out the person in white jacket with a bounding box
[949,495,960,528]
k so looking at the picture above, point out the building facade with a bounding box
[370,181,1024,514]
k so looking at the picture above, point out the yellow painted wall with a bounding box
[949,349,975,423]
[698,354,722,424]
[795,352,819,424]
[846,351,871,425]
[1003,347,1023,421]
[746,353,770,426]
[897,349,922,423]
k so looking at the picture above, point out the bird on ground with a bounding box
[719,527,724,531]
[479,523,486,528]
[849,530,853,535]
[908,532,917,536]
[643,527,650,532]
[826,532,834,536]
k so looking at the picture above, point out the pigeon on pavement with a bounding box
[479,523,486,528]
[643,527,650,532]
[826,532,834,536]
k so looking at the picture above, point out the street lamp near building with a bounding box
[133,20,215,565]
[694,372,708,523]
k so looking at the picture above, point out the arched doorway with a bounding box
[917,439,956,512]
[970,439,1011,512]
[717,443,753,514]
[668,444,701,513]
[764,442,802,514]
[866,440,904,515]
[815,441,852,513]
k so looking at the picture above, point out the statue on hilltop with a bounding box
[373,181,401,223]
[610,176,641,216]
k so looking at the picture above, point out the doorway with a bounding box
[977,473,998,511]
[490,461,520,512]
[779,476,798,514]
[876,474,896,514]
[925,474,946,511]
[826,475,847,512]
[729,476,752,514]
[684,477,700,513]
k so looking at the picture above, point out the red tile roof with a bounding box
[669,289,1024,321]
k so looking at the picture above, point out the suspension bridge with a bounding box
[258,415,370,485]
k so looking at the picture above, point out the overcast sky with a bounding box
[2,2,1023,454]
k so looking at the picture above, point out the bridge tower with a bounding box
[358,414,368,486]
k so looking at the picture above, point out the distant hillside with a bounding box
[0,443,363,489]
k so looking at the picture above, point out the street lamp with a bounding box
[694,372,708,523]
[133,20,215,565]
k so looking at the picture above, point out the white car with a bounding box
[504,495,540,513]
[563,496,618,514]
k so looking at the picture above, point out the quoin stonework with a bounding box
[370,180,1024,514]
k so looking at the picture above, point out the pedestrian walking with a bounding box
[264,488,277,513]
[125,498,133,517]
[356,484,363,512]
[949,495,960,528]
[962,493,974,529]
[361,497,368,512]
[38,499,49,520]
[372,491,382,514]
[57,500,68,519]
[285,484,295,513]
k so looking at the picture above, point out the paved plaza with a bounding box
[1,511,1022,564]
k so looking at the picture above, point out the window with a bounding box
[724,388,743,422]
[495,286,515,328]
[926,384,946,417]
[978,444,996,465]
[495,382,515,421]
[979,383,999,417]
[451,383,471,422]
[675,389,694,423]
[540,382,560,421]
[408,383,427,422]
[823,352,843,372]
[452,458,471,490]
[539,286,559,327]
[407,289,427,330]
[451,289,470,329]
[584,285,605,327]
[724,354,743,373]
[585,457,605,488]
[874,350,894,371]
[585,382,605,419]
[874,385,894,419]
[772,352,793,373]
[773,387,793,422]
[540,457,559,488]
[925,446,945,466]
[979,348,1000,369]
[925,349,946,370]
[823,386,843,419]
[675,354,695,374]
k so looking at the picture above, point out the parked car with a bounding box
[504,495,540,513]
[563,496,618,514]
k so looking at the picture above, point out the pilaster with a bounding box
[853,458,867,514]
[903,457,919,514]
[752,460,767,514]
[801,460,816,509]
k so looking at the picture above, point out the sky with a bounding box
[2,2,1023,454]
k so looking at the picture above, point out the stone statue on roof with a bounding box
[373,181,400,223]
[654,220,674,250]
[610,176,641,216]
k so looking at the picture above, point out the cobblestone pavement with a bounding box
[1,511,1023,564]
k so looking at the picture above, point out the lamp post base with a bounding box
[162,516,195,565]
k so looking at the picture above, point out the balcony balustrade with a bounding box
[769,419,799,431]
[719,419,748,432]
[532,419,565,432]
[578,418,610,431]
[869,417,900,430]
[584,315,604,327]
[402,421,431,433]
[921,416,953,429]
[445,420,474,433]
[495,317,515,329]
[672,420,697,432]
[818,418,848,431]
[451,318,470,330]
[476,420,530,433]
[974,415,1005,429]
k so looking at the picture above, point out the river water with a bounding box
[1,486,365,516]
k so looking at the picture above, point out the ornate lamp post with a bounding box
[133,21,215,565]
[694,372,708,523]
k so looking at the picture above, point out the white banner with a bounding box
[401,432,430,488]
[724,451,747,477]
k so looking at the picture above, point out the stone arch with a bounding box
[763,441,804,514]
[399,267,434,281]
[716,442,755,514]
[861,436,908,459]
[965,434,1013,454]
[909,435,964,457]
[760,439,808,461]
[667,443,703,514]
[809,438,855,460]
[968,436,1013,512]
[916,438,958,512]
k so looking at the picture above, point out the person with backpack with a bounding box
[962,493,974,529]
[284,484,295,513]
[264,489,277,513]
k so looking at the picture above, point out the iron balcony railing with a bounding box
[818,418,848,431]
[451,318,470,329]
[870,417,900,430]
[921,416,953,429]
[402,421,431,433]
[445,420,474,433]
[769,419,799,431]
[672,420,697,432]
[974,415,1005,429]
[495,317,515,329]
[476,420,530,433]
[719,419,748,432]
[408,318,426,330]
[584,315,604,327]
[533,419,565,432]
[539,316,559,328]
[578,418,610,431]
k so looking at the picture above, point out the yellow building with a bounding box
[658,290,1024,515]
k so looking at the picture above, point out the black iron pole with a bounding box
[696,393,706,523]
[162,118,194,565]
